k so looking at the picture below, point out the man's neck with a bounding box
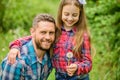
[35,49,45,61]
[32,39,46,61]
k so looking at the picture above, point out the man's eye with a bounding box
[50,32,55,35]
[41,31,46,34]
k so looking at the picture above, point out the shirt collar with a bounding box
[26,40,49,65]
[61,26,77,33]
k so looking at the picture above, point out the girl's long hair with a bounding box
[56,0,91,59]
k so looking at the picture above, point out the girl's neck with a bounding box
[64,25,74,31]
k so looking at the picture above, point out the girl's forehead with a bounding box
[63,4,80,11]
[71,0,75,6]
[63,0,79,6]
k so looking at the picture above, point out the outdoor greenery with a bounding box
[0,0,120,80]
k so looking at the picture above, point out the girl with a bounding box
[8,0,92,80]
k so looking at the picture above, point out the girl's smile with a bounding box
[62,4,80,31]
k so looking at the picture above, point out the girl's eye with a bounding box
[64,12,69,16]
[72,13,78,17]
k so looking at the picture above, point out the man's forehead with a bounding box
[36,21,55,30]
[38,21,54,26]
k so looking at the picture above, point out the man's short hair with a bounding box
[32,13,56,27]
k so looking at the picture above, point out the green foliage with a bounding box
[0,0,5,32]
[0,0,120,80]
[1,0,58,32]
[0,27,29,62]
[86,0,120,79]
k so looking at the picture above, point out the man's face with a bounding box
[32,21,55,51]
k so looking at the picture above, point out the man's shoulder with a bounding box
[20,40,33,54]
[1,57,25,71]
[20,41,35,65]
[0,57,25,80]
[20,40,33,57]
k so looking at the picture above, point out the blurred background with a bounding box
[0,0,120,80]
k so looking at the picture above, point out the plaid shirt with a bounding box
[52,27,92,79]
[1,40,52,80]
[8,27,92,80]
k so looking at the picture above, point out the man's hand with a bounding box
[8,48,20,64]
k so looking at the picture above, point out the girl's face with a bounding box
[62,4,80,29]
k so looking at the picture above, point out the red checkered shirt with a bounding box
[9,27,92,76]
[52,27,92,75]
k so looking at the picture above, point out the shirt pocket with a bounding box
[24,66,41,80]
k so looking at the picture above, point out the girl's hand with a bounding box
[66,63,78,76]
[8,48,20,64]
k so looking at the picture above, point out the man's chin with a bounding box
[38,47,50,51]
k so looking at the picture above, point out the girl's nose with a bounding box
[68,16,73,21]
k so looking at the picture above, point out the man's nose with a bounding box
[45,33,50,39]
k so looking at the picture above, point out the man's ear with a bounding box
[30,27,35,35]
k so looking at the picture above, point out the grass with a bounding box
[0,0,119,79]
[0,28,118,80]
[0,29,56,79]
[0,30,116,80]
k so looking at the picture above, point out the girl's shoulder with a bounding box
[83,32,89,36]
[83,32,90,40]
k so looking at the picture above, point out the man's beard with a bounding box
[35,38,50,51]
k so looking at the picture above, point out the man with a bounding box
[0,13,56,80]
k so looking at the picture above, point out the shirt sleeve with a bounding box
[9,36,32,50]
[75,33,92,75]
[1,58,23,80]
